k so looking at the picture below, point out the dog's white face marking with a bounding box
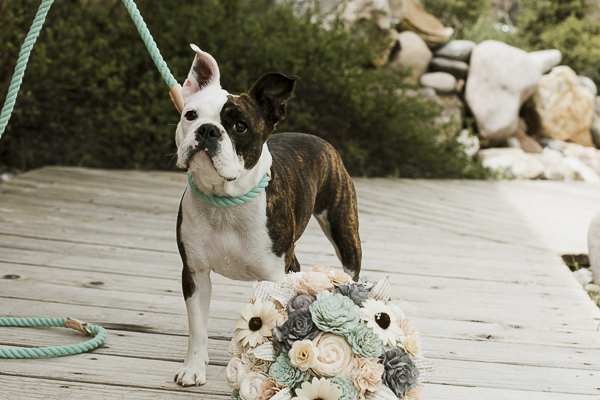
[175,45,249,187]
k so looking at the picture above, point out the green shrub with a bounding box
[0,0,489,178]
[420,0,489,33]
[517,0,600,84]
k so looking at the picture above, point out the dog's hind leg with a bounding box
[314,204,361,281]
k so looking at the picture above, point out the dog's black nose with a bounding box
[196,124,221,141]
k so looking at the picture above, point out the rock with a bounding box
[0,172,16,183]
[591,114,600,148]
[388,31,432,84]
[435,93,464,119]
[433,40,476,62]
[397,0,453,49]
[388,0,405,24]
[538,148,575,181]
[457,129,479,158]
[539,138,569,153]
[573,268,594,286]
[477,148,544,179]
[561,157,600,182]
[563,143,600,174]
[579,75,597,96]
[530,66,595,147]
[420,72,456,94]
[590,211,600,282]
[429,57,468,79]
[585,283,600,293]
[528,49,562,74]
[466,40,543,144]
[516,130,543,153]
[455,79,465,94]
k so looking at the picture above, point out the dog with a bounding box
[173,44,361,386]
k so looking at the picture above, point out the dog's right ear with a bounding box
[182,44,221,100]
[248,73,299,126]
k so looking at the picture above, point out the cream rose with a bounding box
[329,269,352,285]
[405,383,424,400]
[400,318,418,337]
[288,339,320,371]
[310,333,355,377]
[259,377,285,400]
[226,356,248,390]
[239,372,270,400]
[351,357,384,396]
[401,334,422,358]
[295,272,334,295]
[309,265,333,274]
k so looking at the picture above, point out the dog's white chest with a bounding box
[179,190,285,282]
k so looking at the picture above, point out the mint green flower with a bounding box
[268,353,311,388]
[329,375,359,400]
[309,292,360,335]
[345,323,385,359]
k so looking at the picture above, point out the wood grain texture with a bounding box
[1,166,600,399]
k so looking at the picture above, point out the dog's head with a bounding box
[175,45,298,182]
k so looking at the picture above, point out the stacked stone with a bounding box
[316,0,600,181]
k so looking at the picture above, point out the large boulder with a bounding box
[429,57,468,79]
[589,211,600,283]
[530,66,595,147]
[388,31,432,84]
[433,40,476,62]
[420,72,456,94]
[465,40,543,144]
[528,49,562,74]
[397,0,453,48]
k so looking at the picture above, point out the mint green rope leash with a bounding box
[0,0,54,140]
[0,317,107,359]
[0,0,179,140]
[188,172,271,207]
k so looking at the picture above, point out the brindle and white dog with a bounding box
[173,45,361,386]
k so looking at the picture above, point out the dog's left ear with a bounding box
[249,73,299,126]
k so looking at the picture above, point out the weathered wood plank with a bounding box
[0,376,230,400]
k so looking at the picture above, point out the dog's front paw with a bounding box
[174,363,207,387]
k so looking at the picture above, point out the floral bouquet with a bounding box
[226,265,433,400]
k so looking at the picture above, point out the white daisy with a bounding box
[360,298,405,347]
[292,377,343,400]
[233,299,279,347]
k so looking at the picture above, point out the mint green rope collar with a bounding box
[0,317,107,359]
[187,172,270,207]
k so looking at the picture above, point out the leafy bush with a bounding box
[0,0,489,178]
[517,0,600,84]
[420,0,489,33]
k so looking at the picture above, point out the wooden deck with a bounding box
[1,166,600,399]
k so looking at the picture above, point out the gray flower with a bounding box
[382,348,420,398]
[272,309,321,353]
[287,294,316,314]
[334,279,373,306]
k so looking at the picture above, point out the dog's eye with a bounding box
[233,121,247,133]
[184,110,197,121]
